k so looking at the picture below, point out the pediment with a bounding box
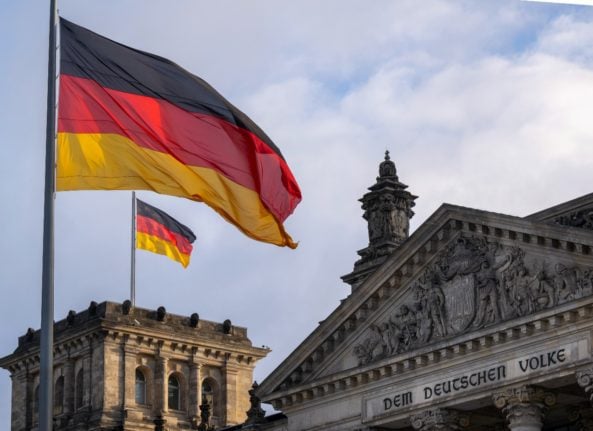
[257,203,593,404]
[526,192,593,230]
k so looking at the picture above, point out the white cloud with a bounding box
[3,0,593,422]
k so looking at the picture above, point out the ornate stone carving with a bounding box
[156,306,167,321]
[493,386,555,431]
[568,407,593,431]
[554,208,593,231]
[190,313,200,328]
[223,319,232,334]
[245,382,266,425]
[410,408,470,431]
[343,152,418,289]
[154,415,168,431]
[576,368,593,406]
[354,234,593,365]
[196,399,215,431]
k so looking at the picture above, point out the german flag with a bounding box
[57,19,301,248]
[136,199,196,268]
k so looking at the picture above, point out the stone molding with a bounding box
[266,295,593,410]
[493,385,555,429]
[410,408,470,431]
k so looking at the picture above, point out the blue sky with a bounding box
[2,0,593,425]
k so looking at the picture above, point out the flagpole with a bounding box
[131,191,136,306]
[40,0,58,430]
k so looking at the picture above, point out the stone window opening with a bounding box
[54,376,64,415]
[201,377,220,419]
[75,368,84,410]
[135,368,147,405]
[168,373,184,411]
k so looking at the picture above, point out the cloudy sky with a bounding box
[2,0,593,424]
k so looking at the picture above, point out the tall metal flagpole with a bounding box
[131,191,137,306]
[40,0,58,430]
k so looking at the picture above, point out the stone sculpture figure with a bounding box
[353,234,593,366]
[425,283,447,337]
[397,305,417,348]
[555,208,593,230]
[554,263,582,303]
[472,261,501,328]
[388,316,403,354]
[414,301,433,344]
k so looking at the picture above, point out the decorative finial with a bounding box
[378,150,397,179]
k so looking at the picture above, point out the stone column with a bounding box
[223,362,239,425]
[410,408,470,430]
[493,385,556,431]
[123,342,136,410]
[62,356,75,415]
[154,356,168,414]
[576,368,593,407]
[25,369,34,430]
[82,344,93,408]
[11,368,28,431]
[188,360,202,421]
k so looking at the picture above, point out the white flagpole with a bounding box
[131,191,137,306]
[39,0,58,430]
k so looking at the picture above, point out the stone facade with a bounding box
[226,156,593,431]
[0,301,269,431]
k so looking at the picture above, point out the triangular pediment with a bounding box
[258,200,593,405]
[526,192,593,229]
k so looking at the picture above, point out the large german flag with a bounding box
[57,19,301,248]
[136,199,196,268]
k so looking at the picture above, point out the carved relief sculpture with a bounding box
[354,235,593,366]
[554,208,593,230]
[410,408,470,431]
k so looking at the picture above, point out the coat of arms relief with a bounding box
[353,235,593,366]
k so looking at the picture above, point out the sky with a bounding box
[2,0,593,425]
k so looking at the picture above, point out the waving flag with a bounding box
[135,199,196,268]
[57,18,301,248]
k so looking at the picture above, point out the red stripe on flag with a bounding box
[137,215,194,255]
[58,74,301,222]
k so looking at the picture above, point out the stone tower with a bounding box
[0,301,269,431]
[342,151,417,290]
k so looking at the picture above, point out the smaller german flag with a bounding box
[136,199,196,268]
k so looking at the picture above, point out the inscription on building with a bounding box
[364,340,586,422]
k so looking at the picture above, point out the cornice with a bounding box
[262,296,593,410]
[0,320,269,374]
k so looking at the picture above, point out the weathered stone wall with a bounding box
[0,301,268,430]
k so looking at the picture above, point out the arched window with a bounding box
[168,374,180,410]
[75,369,84,409]
[202,381,213,407]
[54,376,64,414]
[135,368,147,405]
[201,378,219,418]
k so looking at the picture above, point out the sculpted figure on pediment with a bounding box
[554,208,593,230]
[353,234,593,366]
[554,263,583,303]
